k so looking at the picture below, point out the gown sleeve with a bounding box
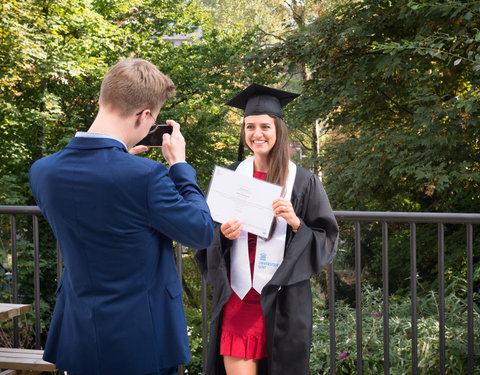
[269,167,339,286]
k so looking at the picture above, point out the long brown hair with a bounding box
[241,115,291,239]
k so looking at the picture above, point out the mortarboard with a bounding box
[226,83,299,161]
[225,83,299,119]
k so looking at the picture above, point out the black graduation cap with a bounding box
[225,83,299,119]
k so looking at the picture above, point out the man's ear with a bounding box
[135,109,150,127]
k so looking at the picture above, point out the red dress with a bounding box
[219,171,268,359]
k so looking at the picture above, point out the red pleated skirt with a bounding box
[220,285,267,359]
[220,170,268,359]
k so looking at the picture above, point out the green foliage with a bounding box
[310,271,480,374]
[266,0,480,214]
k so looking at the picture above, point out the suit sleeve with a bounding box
[147,162,214,249]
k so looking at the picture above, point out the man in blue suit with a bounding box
[29,58,214,375]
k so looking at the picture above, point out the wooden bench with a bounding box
[0,348,56,374]
[0,304,31,321]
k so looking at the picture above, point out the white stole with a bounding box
[230,156,297,299]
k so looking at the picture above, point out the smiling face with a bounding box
[243,114,277,159]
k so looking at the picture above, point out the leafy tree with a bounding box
[275,0,480,213]
[260,0,480,290]
[1,1,278,370]
[1,0,122,207]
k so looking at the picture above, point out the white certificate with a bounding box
[206,166,283,237]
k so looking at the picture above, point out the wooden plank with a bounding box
[0,304,31,320]
[0,352,43,360]
[0,349,42,356]
[0,349,55,372]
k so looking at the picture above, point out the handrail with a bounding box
[3,205,480,223]
[0,206,41,215]
[334,210,480,223]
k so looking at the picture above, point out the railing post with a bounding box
[354,221,363,374]
[466,224,474,375]
[201,276,208,375]
[382,222,389,374]
[10,214,19,347]
[176,242,184,375]
[410,222,418,375]
[328,262,336,375]
[56,242,63,285]
[438,223,445,374]
[32,215,41,349]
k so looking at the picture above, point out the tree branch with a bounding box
[377,89,414,115]
[258,28,286,42]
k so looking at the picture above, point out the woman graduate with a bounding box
[195,84,339,375]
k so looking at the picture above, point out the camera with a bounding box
[138,125,172,147]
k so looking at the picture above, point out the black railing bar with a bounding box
[3,206,480,224]
[334,211,480,224]
[438,223,445,374]
[410,223,418,375]
[57,242,63,286]
[328,262,336,375]
[201,277,208,375]
[10,214,19,347]
[0,206,41,215]
[32,215,41,349]
[354,221,363,374]
[176,242,184,375]
[382,222,389,375]
[466,224,474,375]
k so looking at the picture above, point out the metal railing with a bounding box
[332,211,479,375]
[1,206,479,374]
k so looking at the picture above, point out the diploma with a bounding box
[206,166,283,237]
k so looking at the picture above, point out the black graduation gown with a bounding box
[195,164,339,375]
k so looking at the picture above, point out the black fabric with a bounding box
[194,164,339,375]
[67,368,177,375]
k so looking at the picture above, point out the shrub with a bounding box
[310,270,480,374]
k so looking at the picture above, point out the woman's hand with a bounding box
[221,218,243,240]
[272,197,300,231]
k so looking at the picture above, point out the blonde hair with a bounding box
[99,58,176,117]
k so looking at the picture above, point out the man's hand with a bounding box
[128,145,149,155]
[161,120,185,165]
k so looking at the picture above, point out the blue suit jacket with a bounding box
[29,137,214,375]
